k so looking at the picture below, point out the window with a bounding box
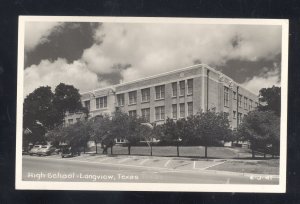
[155,85,165,100]
[155,106,165,121]
[117,94,124,106]
[84,100,90,110]
[249,99,253,110]
[238,94,242,107]
[237,112,242,125]
[129,91,137,105]
[141,88,150,102]
[233,91,236,100]
[224,86,229,107]
[233,111,236,119]
[128,110,137,117]
[179,81,185,96]
[187,79,193,95]
[68,119,73,124]
[96,96,107,109]
[244,97,248,109]
[141,108,150,122]
[172,82,177,97]
[76,118,80,122]
[188,102,193,116]
[172,104,177,119]
[180,103,185,118]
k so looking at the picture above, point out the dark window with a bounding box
[172,104,177,119]
[129,110,137,117]
[224,86,229,107]
[155,106,165,120]
[84,100,90,110]
[141,88,150,102]
[141,108,150,122]
[238,94,242,107]
[96,96,107,109]
[180,103,185,118]
[179,81,185,96]
[155,85,165,100]
[129,91,137,105]
[187,79,193,95]
[172,82,177,97]
[117,94,124,106]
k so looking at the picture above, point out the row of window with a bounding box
[129,102,193,122]
[83,96,107,110]
[225,87,257,110]
[117,79,193,106]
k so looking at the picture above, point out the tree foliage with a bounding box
[53,83,87,124]
[238,110,280,158]
[258,86,281,116]
[23,83,86,145]
[191,111,231,158]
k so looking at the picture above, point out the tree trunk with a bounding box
[204,145,208,158]
[252,149,255,159]
[176,143,179,157]
[83,145,86,154]
[95,141,97,154]
[111,145,113,155]
[150,143,152,156]
[128,145,131,155]
[264,153,266,159]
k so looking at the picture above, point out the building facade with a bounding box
[65,64,259,129]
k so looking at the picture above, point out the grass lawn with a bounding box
[88,145,254,159]
[207,159,279,175]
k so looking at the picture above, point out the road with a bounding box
[22,155,278,184]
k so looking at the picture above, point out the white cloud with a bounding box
[82,23,282,83]
[24,22,282,94]
[25,22,63,52]
[242,66,280,94]
[24,58,108,96]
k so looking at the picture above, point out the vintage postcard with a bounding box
[16,16,288,192]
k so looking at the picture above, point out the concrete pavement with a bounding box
[22,155,279,184]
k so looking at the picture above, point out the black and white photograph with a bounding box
[16,16,288,192]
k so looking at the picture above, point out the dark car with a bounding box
[61,146,81,158]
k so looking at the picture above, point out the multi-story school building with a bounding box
[65,64,259,130]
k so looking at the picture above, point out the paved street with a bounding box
[22,155,279,184]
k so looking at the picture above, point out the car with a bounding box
[37,145,56,156]
[61,146,81,158]
[28,145,42,156]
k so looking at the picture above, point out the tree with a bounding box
[238,110,280,158]
[23,86,58,130]
[258,86,281,116]
[139,122,155,156]
[193,111,231,158]
[53,83,87,125]
[89,115,112,154]
[111,110,142,155]
[163,118,182,157]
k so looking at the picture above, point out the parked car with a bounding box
[61,146,81,158]
[37,145,56,156]
[29,145,42,156]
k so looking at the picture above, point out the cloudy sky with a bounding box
[23,21,282,96]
